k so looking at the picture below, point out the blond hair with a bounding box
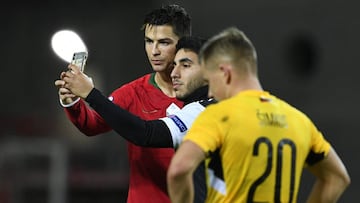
[199,27,258,76]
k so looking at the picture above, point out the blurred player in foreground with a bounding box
[167,27,350,203]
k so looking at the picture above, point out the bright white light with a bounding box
[51,30,87,63]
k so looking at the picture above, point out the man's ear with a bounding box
[219,63,232,84]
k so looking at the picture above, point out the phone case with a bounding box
[71,52,88,72]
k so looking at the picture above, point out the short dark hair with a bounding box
[176,36,207,54]
[142,4,192,38]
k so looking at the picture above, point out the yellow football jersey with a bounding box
[184,90,331,203]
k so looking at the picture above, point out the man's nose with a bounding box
[208,89,213,98]
[171,65,180,79]
[151,43,160,55]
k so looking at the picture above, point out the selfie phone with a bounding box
[71,52,88,72]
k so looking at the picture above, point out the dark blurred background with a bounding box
[0,0,358,202]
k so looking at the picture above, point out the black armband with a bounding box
[305,150,326,166]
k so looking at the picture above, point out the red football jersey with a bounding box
[64,73,183,203]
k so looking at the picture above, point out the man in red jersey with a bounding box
[54,4,191,203]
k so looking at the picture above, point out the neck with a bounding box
[229,76,263,98]
[154,71,176,97]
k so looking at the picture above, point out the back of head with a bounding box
[199,27,258,75]
[176,36,207,54]
[142,4,192,38]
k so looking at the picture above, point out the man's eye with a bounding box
[183,63,191,68]
[160,41,170,45]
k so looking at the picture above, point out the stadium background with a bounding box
[0,0,357,202]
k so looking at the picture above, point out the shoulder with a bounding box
[275,96,312,124]
[179,102,206,115]
[179,98,217,115]
[121,74,152,88]
[107,74,153,105]
[111,74,153,94]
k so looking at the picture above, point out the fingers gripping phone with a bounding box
[71,52,88,72]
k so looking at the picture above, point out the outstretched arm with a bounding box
[85,88,174,147]
[62,64,174,147]
[306,147,350,203]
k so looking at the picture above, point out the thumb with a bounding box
[68,64,80,74]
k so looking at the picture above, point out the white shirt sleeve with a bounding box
[59,97,81,107]
[160,102,205,148]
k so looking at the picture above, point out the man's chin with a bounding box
[175,93,187,101]
[151,65,167,72]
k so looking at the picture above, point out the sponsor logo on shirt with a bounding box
[169,115,187,133]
